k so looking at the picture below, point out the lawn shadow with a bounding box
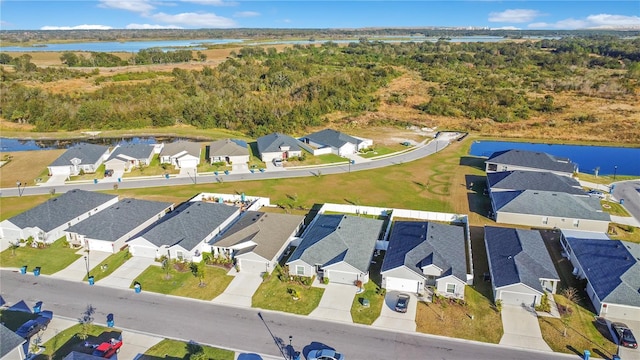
[468,226,494,301]
[465,176,491,218]
[51,330,122,360]
[459,156,486,170]
[566,345,582,357]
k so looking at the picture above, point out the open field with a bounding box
[0,149,65,188]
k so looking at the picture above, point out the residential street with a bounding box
[0,270,578,360]
[0,137,453,197]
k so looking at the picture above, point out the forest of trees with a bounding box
[1,35,638,135]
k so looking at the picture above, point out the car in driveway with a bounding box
[395,293,410,313]
[588,190,606,199]
[92,338,123,358]
[612,322,638,349]
[15,311,53,339]
[307,349,344,360]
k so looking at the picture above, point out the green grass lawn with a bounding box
[601,200,631,216]
[83,249,131,282]
[351,280,385,325]
[0,238,81,274]
[140,339,234,360]
[37,324,122,360]
[132,265,233,300]
[609,223,640,243]
[359,146,397,158]
[539,295,617,358]
[70,164,106,181]
[252,268,325,315]
[123,154,180,178]
[0,310,37,331]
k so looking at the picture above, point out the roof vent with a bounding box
[507,256,512,259]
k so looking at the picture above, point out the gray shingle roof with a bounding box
[382,221,468,281]
[0,323,25,358]
[484,226,559,291]
[107,144,154,161]
[487,171,586,195]
[159,141,201,157]
[136,202,239,251]
[208,139,249,157]
[7,189,118,232]
[66,199,173,241]
[210,211,303,260]
[486,149,576,174]
[256,133,313,155]
[303,129,362,148]
[288,214,384,272]
[566,237,640,308]
[50,144,109,167]
[63,351,106,360]
[491,190,610,221]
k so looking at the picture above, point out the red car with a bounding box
[92,338,123,358]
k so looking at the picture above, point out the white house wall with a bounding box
[485,163,573,177]
[229,155,250,164]
[496,211,609,233]
[495,283,543,306]
[435,275,467,299]
[128,237,160,258]
[324,261,368,285]
[312,147,333,156]
[287,259,314,278]
[381,267,424,291]
[86,238,115,253]
[602,303,640,320]
[48,165,72,176]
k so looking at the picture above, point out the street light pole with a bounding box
[289,335,293,360]
[84,254,90,279]
[16,181,25,196]
[613,165,618,181]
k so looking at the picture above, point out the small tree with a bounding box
[8,240,20,256]
[162,258,172,280]
[30,333,43,354]
[561,287,580,337]
[77,304,96,341]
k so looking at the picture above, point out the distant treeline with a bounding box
[56,49,207,67]
[1,36,638,136]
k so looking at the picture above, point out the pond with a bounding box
[469,140,640,176]
[0,136,194,152]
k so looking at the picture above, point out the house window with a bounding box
[446,283,456,294]
[177,251,184,261]
[296,266,305,276]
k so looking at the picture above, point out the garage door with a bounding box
[385,277,420,293]
[237,258,267,273]
[327,270,357,285]
[604,304,640,320]
[500,291,537,307]
[130,246,157,259]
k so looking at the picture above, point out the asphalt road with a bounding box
[612,180,640,223]
[0,138,451,197]
[0,270,577,360]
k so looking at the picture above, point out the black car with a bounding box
[15,311,53,339]
[612,322,638,349]
[395,294,410,313]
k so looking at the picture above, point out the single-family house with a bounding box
[48,144,110,177]
[0,324,26,360]
[485,149,577,177]
[0,189,119,250]
[159,141,201,169]
[209,211,304,274]
[104,144,155,173]
[127,201,240,261]
[208,139,250,165]
[490,190,610,232]
[286,214,384,285]
[301,129,373,156]
[63,352,106,360]
[560,230,640,319]
[65,198,174,253]
[484,226,560,307]
[381,221,472,298]
[256,133,313,162]
[487,170,586,195]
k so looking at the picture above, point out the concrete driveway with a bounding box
[608,317,640,360]
[499,305,552,351]
[98,257,156,289]
[53,250,111,282]
[372,291,417,332]
[308,283,356,323]
[211,271,263,308]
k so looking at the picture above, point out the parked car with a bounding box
[612,322,638,349]
[307,349,344,360]
[92,338,123,358]
[272,158,283,167]
[588,190,606,199]
[395,293,410,313]
[15,311,53,339]
[104,169,114,177]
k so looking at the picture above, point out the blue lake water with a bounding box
[469,141,640,176]
[0,36,560,53]
[0,137,189,152]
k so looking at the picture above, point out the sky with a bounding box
[0,1,639,31]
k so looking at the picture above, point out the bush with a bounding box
[495,299,503,312]
[322,277,329,285]
[535,292,551,312]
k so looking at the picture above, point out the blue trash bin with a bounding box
[583,350,590,360]
[117,178,121,182]
[88,276,95,285]
[33,266,41,276]
[20,265,27,274]
[612,355,620,360]
[620,199,624,205]
[224,170,229,175]
[134,282,141,293]
[214,171,218,176]
[165,173,169,179]
[250,169,255,173]
[106,313,114,328]
[93,179,98,184]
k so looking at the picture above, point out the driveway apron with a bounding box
[308,283,356,323]
[97,257,156,289]
[499,305,552,351]
[372,291,417,332]
[53,250,111,282]
[211,271,263,308]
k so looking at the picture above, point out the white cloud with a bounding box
[528,14,640,29]
[126,23,183,29]
[234,11,260,18]
[41,24,113,30]
[180,0,237,6]
[98,0,155,14]
[281,19,292,23]
[489,9,542,23]
[149,12,236,27]
[490,26,520,30]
